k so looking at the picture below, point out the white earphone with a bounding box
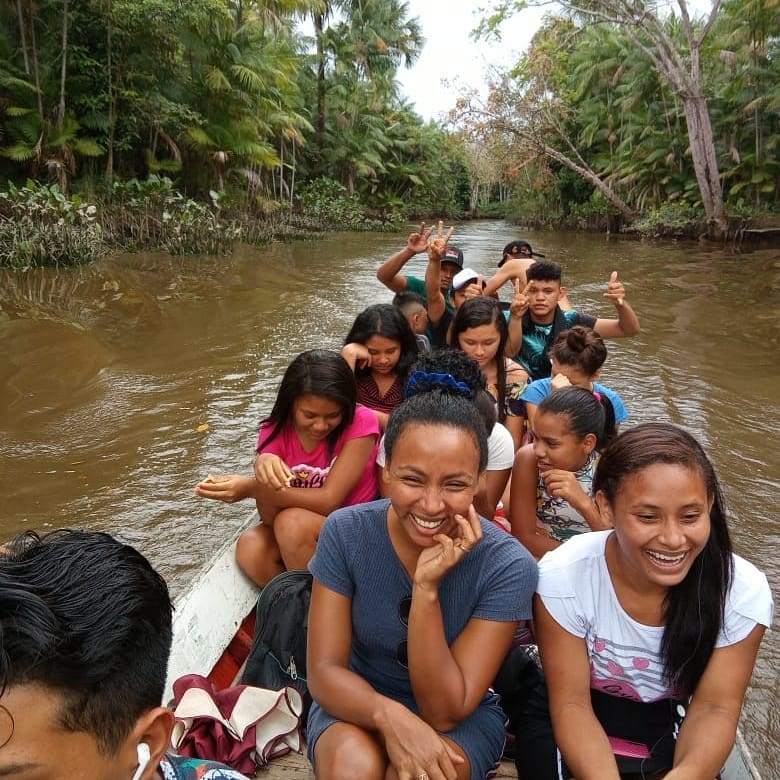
[130,742,151,780]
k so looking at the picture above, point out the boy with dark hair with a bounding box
[0,529,249,780]
[508,260,640,381]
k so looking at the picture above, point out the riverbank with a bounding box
[3,176,778,269]
[0,177,404,268]
[490,201,780,244]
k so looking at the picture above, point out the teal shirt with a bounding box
[404,275,455,314]
[160,754,250,779]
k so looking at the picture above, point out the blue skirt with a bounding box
[307,690,506,779]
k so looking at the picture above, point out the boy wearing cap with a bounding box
[424,225,485,347]
[376,222,463,315]
[485,240,571,310]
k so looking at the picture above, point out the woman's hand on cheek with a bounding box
[378,700,463,780]
[414,506,482,589]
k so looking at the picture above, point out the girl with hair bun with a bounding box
[513,423,773,780]
[195,349,380,586]
[509,386,616,559]
[521,325,628,431]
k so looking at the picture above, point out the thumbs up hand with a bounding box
[604,270,625,308]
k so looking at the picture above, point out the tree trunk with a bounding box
[57,0,69,130]
[16,0,30,75]
[681,94,726,236]
[314,13,326,166]
[105,0,114,184]
[29,0,43,117]
[289,141,296,205]
[542,143,636,221]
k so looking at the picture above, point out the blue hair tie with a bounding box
[405,370,474,399]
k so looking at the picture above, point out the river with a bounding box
[0,221,777,775]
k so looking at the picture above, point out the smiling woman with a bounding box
[305,391,538,780]
[341,303,420,430]
[512,423,774,780]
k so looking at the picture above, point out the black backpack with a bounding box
[240,570,313,723]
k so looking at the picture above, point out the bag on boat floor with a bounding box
[241,570,313,726]
[170,673,303,773]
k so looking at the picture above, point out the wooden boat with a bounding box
[164,516,763,780]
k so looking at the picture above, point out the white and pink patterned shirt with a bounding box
[537,530,773,702]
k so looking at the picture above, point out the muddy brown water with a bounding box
[0,222,777,775]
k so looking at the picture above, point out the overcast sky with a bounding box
[395,0,548,121]
[395,0,714,122]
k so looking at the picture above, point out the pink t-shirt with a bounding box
[256,404,380,506]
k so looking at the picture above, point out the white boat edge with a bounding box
[165,516,762,780]
[165,514,261,702]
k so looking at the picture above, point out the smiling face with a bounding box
[532,409,596,472]
[457,323,501,369]
[292,393,344,447]
[527,279,563,323]
[365,334,401,376]
[599,463,712,592]
[384,422,481,548]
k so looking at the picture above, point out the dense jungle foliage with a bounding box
[461,0,779,236]
[0,0,777,264]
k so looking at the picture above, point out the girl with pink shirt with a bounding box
[196,350,380,586]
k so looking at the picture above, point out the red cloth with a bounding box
[171,674,302,773]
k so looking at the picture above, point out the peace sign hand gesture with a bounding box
[407,222,434,254]
[427,220,455,263]
[509,279,531,319]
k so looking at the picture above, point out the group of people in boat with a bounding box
[191,224,772,780]
[0,226,772,780]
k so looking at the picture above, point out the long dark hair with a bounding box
[449,297,510,423]
[538,386,616,451]
[592,423,733,696]
[344,303,418,383]
[258,350,357,455]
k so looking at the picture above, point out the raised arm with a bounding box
[406,508,519,731]
[425,222,453,326]
[505,280,529,357]
[592,271,640,339]
[665,625,766,779]
[535,595,622,779]
[376,222,432,294]
[484,258,534,297]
